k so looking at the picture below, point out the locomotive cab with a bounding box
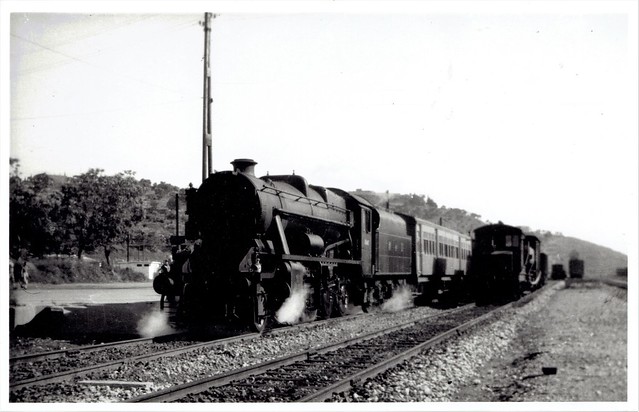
[471,223,525,303]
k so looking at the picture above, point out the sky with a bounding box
[2,1,637,257]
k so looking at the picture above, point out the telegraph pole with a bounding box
[202,12,214,182]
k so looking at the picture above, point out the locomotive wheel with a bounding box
[332,283,349,317]
[250,284,268,332]
[527,269,542,290]
[319,286,333,319]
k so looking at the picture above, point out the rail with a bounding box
[129,305,474,403]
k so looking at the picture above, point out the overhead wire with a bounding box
[10,15,202,96]
[9,13,160,57]
[11,15,200,76]
[10,95,201,122]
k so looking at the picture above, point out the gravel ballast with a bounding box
[454,281,628,402]
[10,304,446,402]
[10,280,629,404]
[335,281,628,403]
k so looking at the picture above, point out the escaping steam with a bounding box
[276,284,312,324]
[381,286,414,313]
[137,311,175,338]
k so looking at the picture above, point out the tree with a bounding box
[9,160,64,257]
[60,169,144,265]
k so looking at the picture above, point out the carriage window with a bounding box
[364,210,371,233]
[388,241,392,251]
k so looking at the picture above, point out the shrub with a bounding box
[24,257,148,284]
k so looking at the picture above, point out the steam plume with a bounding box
[276,285,311,324]
[381,286,414,313]
[137,311,175,338]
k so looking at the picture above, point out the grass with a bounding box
[24,257,148,284]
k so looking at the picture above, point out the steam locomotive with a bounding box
[153,159,474,331]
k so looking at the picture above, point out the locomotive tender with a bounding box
[154,159,472,331]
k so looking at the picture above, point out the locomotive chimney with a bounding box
[231,158,257,176]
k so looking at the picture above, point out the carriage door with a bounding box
[360,208,373,275]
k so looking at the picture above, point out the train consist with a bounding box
[153,159,546,331]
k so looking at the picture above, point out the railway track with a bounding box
[10,304,469,402]
[10,312,374,393]
[601,278,627,290]
[11,286,550,403]
[129,304,503,403]
[10,332,239,391]
[565,277,628,290]
[10,332,188,365]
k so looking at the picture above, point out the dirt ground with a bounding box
[454,281,628,402]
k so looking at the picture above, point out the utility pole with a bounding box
[202,12,214,182]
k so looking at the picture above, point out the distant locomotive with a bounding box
[551,264,567,280]
[153,159,471,331]
[569,258,585,279]
[470,223,546,304]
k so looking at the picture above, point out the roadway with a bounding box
[9,282,161,336]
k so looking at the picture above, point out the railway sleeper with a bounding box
[254,376,308,382]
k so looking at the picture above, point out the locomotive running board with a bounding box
[280,254,361,266]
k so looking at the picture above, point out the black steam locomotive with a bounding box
[154,159,472,331]
[470,223,547,304]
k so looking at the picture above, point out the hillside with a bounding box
[353,190,628,279]
[534,232,627,279]
[11,170,627,280]
[352,190,485,235]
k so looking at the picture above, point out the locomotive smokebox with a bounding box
[231,158,257,176]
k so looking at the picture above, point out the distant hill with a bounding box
[352,190,485,235]
[352,190,628,279]
[531,231,627,279]
[15,173,627,278]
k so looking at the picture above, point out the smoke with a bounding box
[276,285,312,325]
[381,286,414,313]
[137,311,175,338]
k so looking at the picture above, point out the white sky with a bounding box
[2,1,637,257]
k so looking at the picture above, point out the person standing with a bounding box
[13,258,29,290]
[9,260,16,289]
